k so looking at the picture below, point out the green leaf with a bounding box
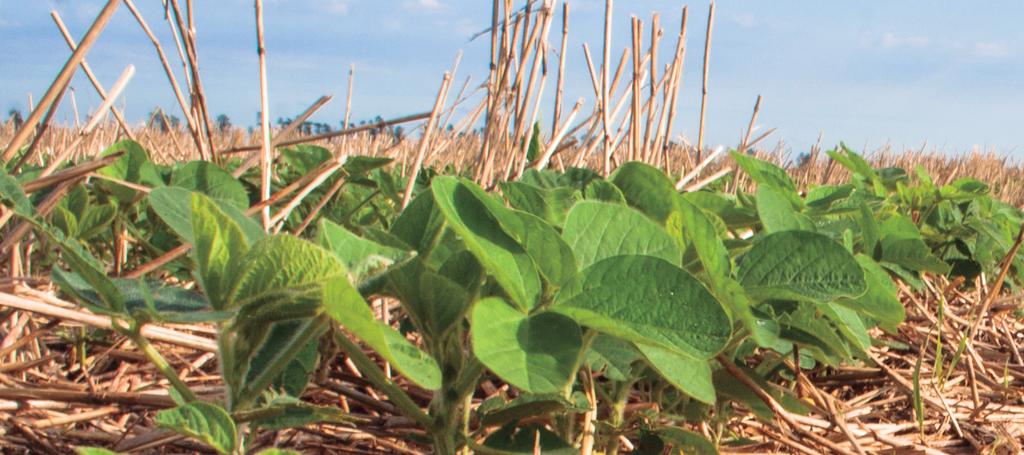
[96,140,164,203]
[609,162,679,223]
[738,231,867,303]
[526,122,543,162]
[386,258,471,343]
[150,187,263,245]
[483,424,576,455]
[316,219,408,281]
[879,215,951,274]
[836,255,905,326]
[431,176,541,311]
[491,208,576,289]
[171,161,248,210]
[731,151,799,205]
[75,449,121,455]
[343,155,394,176]
[821,302,871,353]
[635,343,715,404]
[250,396,354,431]
[155,401,237,455]
[554,255,730,359]
[229,235,345,309]
[562,201,681,270]
[323,279,442,390]
[478,393,590,427]
[192,193,249,311]
[675,197,730,282]
[656,427,719,455]
[586,334,641,381]
[51,269,227,324]
[471,298,582,394]
[582,179,626,203]
[501,181,579,227]
[755,185,814,233]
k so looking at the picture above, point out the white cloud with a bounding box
[972,41,1009,58]
[730,12,756,28]
[880,32,930,49]
[317,0,351,15]
[403,0,442,11]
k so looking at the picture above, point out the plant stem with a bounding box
[129,328,198,403]
[332,330,431,427]
[234,316,330,411]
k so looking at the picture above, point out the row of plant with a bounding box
[2,140,1022,454]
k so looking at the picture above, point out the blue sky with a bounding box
[1,1,1022,155]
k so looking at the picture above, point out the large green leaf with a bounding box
[656,427,719,455]
[635,343,715,404]
[471,298,582,394]
[501,181,579,227]
[316,219,407,281]
[483,424,576,455]
[755,185,814,233]
[171,161,248,210]
[554,255,730,359]
[324,279,442,390]
[491,208,576,289]
[386,258,471,342]
[836,255,905,326]
[228,235,345,309]
[738,231,867,303]
[155,401,237,455]
[609,162,679,223]
[878,215,951,274]
[562,201,681,270]
[192,193,249,311]
[675,197,730,282]
[149,187,263,245]
[51,269,227,324]
[431,176,541,311]
[731,151,799,206]
[96,140,164,203]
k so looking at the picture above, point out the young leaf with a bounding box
[471,298,582,394]
[431,176,541,311]
[755,185,814,233]
[171,161,248,210]
[155,401,237,455]
[609,161,679,223]
[738,231,867,303]
[150,187,263,244]
[562,201,681,270]
[316,219,408,280]
[323,279,442,390]
[635,342,716,404]
[501,181,579,227]
[731,151,799,205]
[554,255,730,359]
[192,193,249,311]
[835,255,905,326]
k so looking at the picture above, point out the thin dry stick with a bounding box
[168,0,215,161]
[255,0,273,230]
[220,111,430,155]
[642,12,661,162]
[2,0,120,162]
[401,72,452,209]
[51,11,136,142]
[695,1,715,160]
[122,0,202,152]
[344,64,355,129]
[630,16,643,162]
[551,2,569,135]
[739,94,763,151]
[601,0,614,175]
[535,98,583,170]
[40,65,136,177]
[231,95,333,177]
[662,6,688,171]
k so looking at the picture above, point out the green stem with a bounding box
[332,330,431,427]
[128,328,198,403]
[233,316,330,411]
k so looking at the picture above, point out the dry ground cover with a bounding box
[2,1,1024,454]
